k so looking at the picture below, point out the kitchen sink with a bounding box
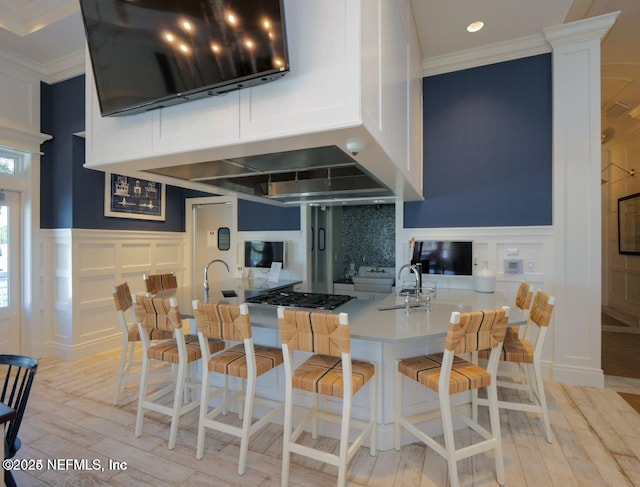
[353,266,395,292]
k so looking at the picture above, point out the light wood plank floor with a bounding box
[9,349,640,487]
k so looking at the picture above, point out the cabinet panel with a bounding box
[380,0,409,170]
[85,68,154,166]
[239,0,361,141]
[154,93,240,154]
[0,70,35,131]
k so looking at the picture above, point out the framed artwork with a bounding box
[618,192,640,255]
[104,172,166,221]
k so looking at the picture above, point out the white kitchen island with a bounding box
[171,283,525,451]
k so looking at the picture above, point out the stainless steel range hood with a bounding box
[146,145,395,204]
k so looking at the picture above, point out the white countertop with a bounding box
[340,288,525,342]
[167,283,524,343]
[245,288,525,343]
[161,279,301,307]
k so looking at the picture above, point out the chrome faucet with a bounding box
[204,259,230,291]
[397,264,420,297]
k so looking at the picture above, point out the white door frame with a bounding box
[0,190,21,353]
[185,195,238,287]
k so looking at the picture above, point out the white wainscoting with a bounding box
[41,229,187,360]
[396,218,556,374]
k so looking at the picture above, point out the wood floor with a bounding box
[9,349,640,487]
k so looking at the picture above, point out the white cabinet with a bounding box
[84,0,423,201]
[239,0,361,141]
[85,66,154,166]
[154,94,240,154]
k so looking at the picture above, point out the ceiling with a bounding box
[0,0,637,145]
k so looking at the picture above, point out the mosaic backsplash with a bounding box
[341,204,395,277]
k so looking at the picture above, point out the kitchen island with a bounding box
[168,282,525,450]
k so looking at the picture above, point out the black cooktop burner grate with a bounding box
[244,291,353,310]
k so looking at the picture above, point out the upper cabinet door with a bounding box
[85,65,154,167]
[153,93,240,154]
[239,0,361,141]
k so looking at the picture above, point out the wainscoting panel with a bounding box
[41,229,187,360]
[120,243,153,268]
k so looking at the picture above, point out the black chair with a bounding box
[1,354,38,487]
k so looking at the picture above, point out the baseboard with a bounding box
[50,335,121,361]
[552,363,604,388]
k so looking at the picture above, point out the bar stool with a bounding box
[133,294,225,449]
[475,290,556,443]
[193,300,284,474]
[395,306,509,487]
[277,307,376,487]
[111,282,173,406]
[143,273,178,294]
[508,280,534,340]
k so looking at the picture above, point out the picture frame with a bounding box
[104,172,166,221]
[618,192,640,255]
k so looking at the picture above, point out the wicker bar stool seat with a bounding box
[475,290,556,443]
[277,307,376,487]
[112,282,174,406]
[291,354,375,397]
[194,301,283,475]
[395,306,510,487]
[133,294,225,450]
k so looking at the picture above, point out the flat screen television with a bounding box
[244,241,285,269]
[411,240,473,276]
[80,0,290,117]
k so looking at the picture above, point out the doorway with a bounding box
[190,198,236,287]
[0,190,21,353]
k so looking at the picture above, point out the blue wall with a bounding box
[40,75,224,231]
[41,56,551,233]
[40,75,299,232]
[40,78,82,228]
[238,199,300,231]
[404,54,552,228]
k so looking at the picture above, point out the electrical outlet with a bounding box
[527,260,535,271]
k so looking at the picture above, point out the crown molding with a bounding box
[0,0,77,36]
[0,125,51,153]
[0,45,45,77]
[543,11,620,48]
[0,43,84,84]
[44,48,85,84]
[421,34,550,77]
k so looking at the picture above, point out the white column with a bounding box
[544,12,619,387]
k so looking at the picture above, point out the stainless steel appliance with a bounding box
[245,291,353,310]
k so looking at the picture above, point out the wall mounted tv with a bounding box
[80,0,290,117]
[411,240,473,276]
[244,241,285,269]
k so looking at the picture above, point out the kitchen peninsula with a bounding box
[169,281,524,450]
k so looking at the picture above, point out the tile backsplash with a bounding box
[341,204,395,276]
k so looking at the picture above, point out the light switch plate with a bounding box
[504,259,523,274]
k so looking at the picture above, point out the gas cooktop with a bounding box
[244,290,354,310]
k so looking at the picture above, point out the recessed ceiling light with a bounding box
[467,21,484,33]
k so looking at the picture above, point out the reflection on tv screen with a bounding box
[411,241,473,276]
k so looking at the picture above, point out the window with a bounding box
[0,148,17,175]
